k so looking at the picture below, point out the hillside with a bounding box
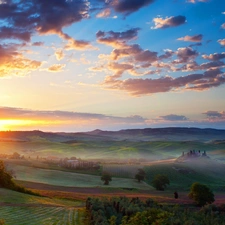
[1,127,225,142]
[0,188,85,225]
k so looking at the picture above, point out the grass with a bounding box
[8,164,152,190]
[0,188,85,225]
[0,188,84,207]
[1,139,225,161]
[102,164,144,178]
[144,158,225,191]
[0,205,85,225]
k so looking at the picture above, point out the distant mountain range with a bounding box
[0,127,225,142]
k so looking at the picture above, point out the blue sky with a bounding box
[0,0,225,131]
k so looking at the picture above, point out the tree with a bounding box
[0,160,13,188]
[101,172,112,185]
[152,174,170,191]
[11,152,20,159]
[188,182,215,206]
[135,169,146,182]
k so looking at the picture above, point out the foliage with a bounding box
[85,196,225,225]
[0,160,39,196]
[188,182,215,206]
[135,169,146,182]
[152,174,170,191]
[101,172,112,185]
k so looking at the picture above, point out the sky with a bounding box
[0,0,225,132]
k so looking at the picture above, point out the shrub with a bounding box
[188,182,215,206]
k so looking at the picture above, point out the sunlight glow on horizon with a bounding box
[0,119,63,131]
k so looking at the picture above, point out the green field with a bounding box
[7,163,151,190]
[1,139,225,161]
[144,158,225,191]
[0,188,85,225]
[0,206,85,225]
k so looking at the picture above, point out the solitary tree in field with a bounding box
[101,172,112,185]
[152,174,170,191]
[188,182,214,206]
[135,169,146,182]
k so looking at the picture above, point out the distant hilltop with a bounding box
[0,127,225,142]
[176,149,210,162]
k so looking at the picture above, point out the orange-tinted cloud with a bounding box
[96,8,111,18]
[55,49,65,61]
[202,52,225,61]
[102,69,225,96]
[0,44,42,77]
[0,106,148,131]
[152,15,186,29]
[218,39,225,46]
[177,34,203,42]
[47,64,66,72]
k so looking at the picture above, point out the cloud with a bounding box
[221,23,225,29]
[47,64,66,72]
[159,49,174,60]
[108,62,133,78]
[96,28,140,47]
[159,114,188,121]
[177,34,203,42]
[112,0,155,15]
[0,106,148,131]
[32,42,44,47]
[0,44,42,77]
[102,68,225,96]
[55,49,65,61]
[152,15,186,29]
[202,52,225,61]
[96,8,111,18]
[203,110,225,118]
[218,39,225,46]
[0,26,31,41]
[187,0,209,3]
[175,47,198,63]
[0,0,92,49]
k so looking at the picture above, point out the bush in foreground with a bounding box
[85,196,225,225]
[188,182,215,206]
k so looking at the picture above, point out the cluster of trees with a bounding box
[101,169,215,207]
[101,169,146,186]
[0,160,39,196]
[85,196,225,225]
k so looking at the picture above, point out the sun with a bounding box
[0,120,25,131]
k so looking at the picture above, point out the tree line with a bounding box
[85,196,225,225]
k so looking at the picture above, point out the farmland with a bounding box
[0,188,85,225]
[6,163,151,190]
[0,128,225,224]
[0,128,225,162]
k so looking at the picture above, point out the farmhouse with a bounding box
[177,150,209,162]
[60,157,99,169]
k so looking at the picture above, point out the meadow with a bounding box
[0,188,85,225]
[1,139,225,161]
[0,129,225,224]
[7,163,151,190]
